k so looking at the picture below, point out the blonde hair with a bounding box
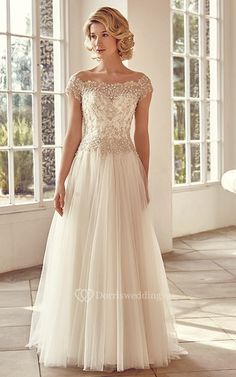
[83,7,135,61]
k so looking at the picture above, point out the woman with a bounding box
[26,6,188,372]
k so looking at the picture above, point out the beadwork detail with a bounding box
[65,73,153,156]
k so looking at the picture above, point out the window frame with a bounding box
[0,0,68,214]
[170,0,224,192]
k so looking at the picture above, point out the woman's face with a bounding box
[89,22,118,59]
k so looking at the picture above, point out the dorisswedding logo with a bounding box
[74,288,165,303]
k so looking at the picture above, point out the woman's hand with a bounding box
[53,183,65,216]
[143,173,150,204]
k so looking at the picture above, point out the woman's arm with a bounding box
[134,92,153,178]
[54,93,82,216]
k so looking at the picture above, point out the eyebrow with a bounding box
[90,31,107,35]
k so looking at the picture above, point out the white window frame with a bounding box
[0,0,68,214]
[170,0,224,192]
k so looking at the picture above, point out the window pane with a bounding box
[42,148,55,199]
[12,94,32,146]
[173,57,185,96]
[206,101,218,141]
[206,59,218,99]
[173,13,185,53]
[0,150,9,204]
[40,0,53,37]
[14,150,34,203]
[0,0,6,33]
[206,18,218,58]
[40,39,54,91]
[188,0,199,13]
[0,94,7,146]
[171,0,185,10]
[174,144,186,184]
[207,142,218,181]
[40,0,61,38]
[190,58,199,97]
[42,94,55,145]
[189,15,199,55]
[11,37,32,90]
[205,0,219,18]
[190,101,200,140]
[173,101,185,140]
[40,40,61,92]
[0,35,7,90]
[191,143,200,182]
[10,0,32,35]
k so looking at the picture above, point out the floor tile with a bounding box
[182,240,236,251]
[164,260,222,272]
[0,307,32,326]
[216,227,236,240]
[172,240,193,250]
[211,316,236,340]
[0,326,30,350]
[167,281,187,300]
[163,251,204,261]
[32,290,37,305]
[211,258,236,269]
[227,269,236,276]
[166,270,236,286]
[182,231,231,242]
[198,249,236,259]
[0,265,42,282]
[40,365,156,376]
[196,298,236,317]
[153,340,236,373]
[172,300,206,319]
[30,279,40,291]
[0,290,31,307]
[156,370,236,376]
[2,228,236,376]
[179,282,236,299]
[175,317,231,342]
[0,281,30,291]
[0,349,40,377]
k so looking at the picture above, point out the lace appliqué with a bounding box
[65,73,153,103]
[65,74,83,103]
[65,73,153,156]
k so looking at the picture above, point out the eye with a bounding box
[90,35,96,39]
[103,33,109,37]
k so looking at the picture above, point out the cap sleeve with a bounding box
[138,74,153,101]
[65,74,83,103]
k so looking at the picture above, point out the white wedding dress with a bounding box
[26,72,188,372]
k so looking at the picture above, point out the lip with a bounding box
[96,49,105,53]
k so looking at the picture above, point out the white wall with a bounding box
[128,0,173,252]
[0,209,52,273]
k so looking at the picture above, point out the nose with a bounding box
[96,36,103,46]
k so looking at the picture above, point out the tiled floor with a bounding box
[0,226,236,376]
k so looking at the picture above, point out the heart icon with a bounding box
[74,288,95,302]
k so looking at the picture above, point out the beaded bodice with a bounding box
[65,73,153,156]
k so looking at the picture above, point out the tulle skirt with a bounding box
[26,149,188,371]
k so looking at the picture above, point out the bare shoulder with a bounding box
[73,70,92,81]
[72,69,148,82]
[118,69,145,81]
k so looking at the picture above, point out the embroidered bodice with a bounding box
[65,73,153,156]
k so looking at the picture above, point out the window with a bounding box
[170,0,223,188]
[0,0,65,211]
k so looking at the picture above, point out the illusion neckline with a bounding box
[75,73,147,86]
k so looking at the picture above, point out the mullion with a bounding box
[185,10,190,184]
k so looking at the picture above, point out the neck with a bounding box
[96,52,125,74]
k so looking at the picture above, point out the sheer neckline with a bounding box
[75,73,147,86]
